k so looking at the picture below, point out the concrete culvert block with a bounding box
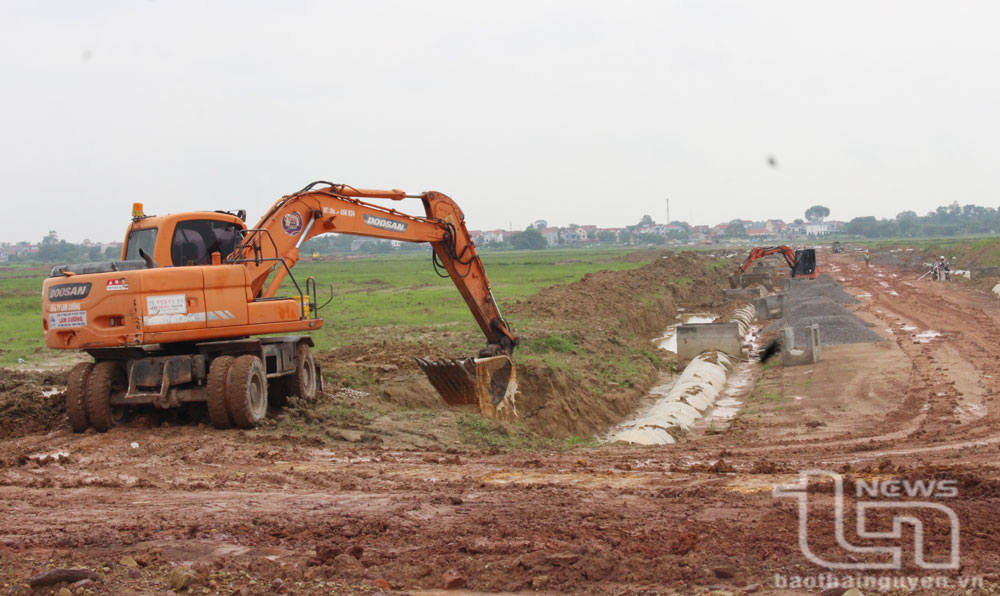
[753,295,784,320]
[781,324,821,366]
[677,322,742,360]
[739,272,773,291]
[723,287,766,300]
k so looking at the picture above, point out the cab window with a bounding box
[171,220,242,266]
[124,228,158,261]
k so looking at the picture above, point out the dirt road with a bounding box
[3,253,1000,595]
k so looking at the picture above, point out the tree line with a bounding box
[846,202,1000,238]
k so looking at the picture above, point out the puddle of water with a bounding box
[915,330,942,343]
[482,470,654,489]
[653,313,718,353]
[705,397,741,420]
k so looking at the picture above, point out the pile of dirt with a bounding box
[0,369,67,438]
[783,273,859,304]
[318,340,457,374]
[509,252,725,337]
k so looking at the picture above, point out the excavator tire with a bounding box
[66,362,94,433]
[225,355,268,429]
[287,344,317,401]
[206,355,235,429]
[85,361,126,433]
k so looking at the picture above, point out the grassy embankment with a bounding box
[0,248,648,365]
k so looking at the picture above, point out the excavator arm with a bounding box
[736,246,799,274]
[230,182,518,415]
[730,245,819,288]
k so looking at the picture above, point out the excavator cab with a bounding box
[791,248,817,277]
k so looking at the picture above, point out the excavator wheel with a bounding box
[225,355,268,429]
[85,361,127,433]
[206,355,235,429]
[287,344,317,401]
[65,362,94,433]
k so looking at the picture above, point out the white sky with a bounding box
[3,1,1000,242]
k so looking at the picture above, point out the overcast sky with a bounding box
[3,1,1000,242]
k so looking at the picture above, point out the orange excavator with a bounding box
[729,245,818,288]
[41,181,518,432]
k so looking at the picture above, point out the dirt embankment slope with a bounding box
[508,251,730,437]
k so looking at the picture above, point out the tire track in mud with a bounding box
[722,257,1000,465]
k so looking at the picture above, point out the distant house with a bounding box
[804,222,834,236]
[746,228,771,239]
[636,223,672,236]
[563,227,585,243]
[540,227,561,245]
[481,230,506,244]
[596,227,624,242]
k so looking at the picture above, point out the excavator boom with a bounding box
[233,181,519,414]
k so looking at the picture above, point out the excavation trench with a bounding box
[608,303,759,444]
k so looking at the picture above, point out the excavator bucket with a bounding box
[416,355,518,421]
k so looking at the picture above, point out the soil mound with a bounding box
[0,369,67,437]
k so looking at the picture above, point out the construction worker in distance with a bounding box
[936,255,951,281]
[864,249,872,268]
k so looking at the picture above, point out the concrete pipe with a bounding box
[611,352,732,445]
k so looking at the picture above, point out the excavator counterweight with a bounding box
[41,181,518,431]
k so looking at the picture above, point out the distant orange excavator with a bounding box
[730,245,818,287]
[41,181,518,432]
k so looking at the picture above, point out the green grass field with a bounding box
[0,248,646,365]
[0,264,51,365]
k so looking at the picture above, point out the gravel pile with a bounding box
[770,277,884,346]
[785,273,859,304]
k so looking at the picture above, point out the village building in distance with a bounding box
[467,217,845,248]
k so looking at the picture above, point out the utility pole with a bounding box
[666,198,670,224]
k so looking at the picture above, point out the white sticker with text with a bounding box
[49,311,87,329]
[146,294,187,316]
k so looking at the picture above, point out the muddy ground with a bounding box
[3,252,1000,595]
